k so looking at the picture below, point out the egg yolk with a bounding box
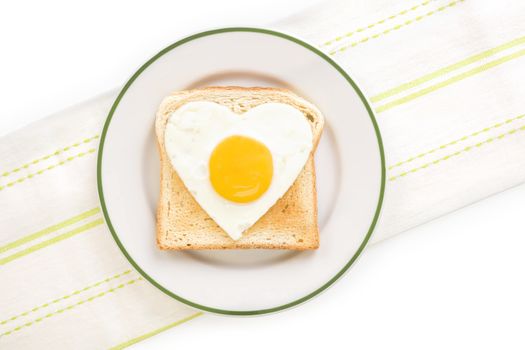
[209,135,273,203]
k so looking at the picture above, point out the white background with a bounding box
[1,1,524,349]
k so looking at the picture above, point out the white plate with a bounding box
[98,28,385,315]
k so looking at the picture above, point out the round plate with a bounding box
[98,27,385,315]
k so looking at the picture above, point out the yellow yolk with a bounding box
[209,135,273,203]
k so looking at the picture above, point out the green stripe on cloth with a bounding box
[389,125,525,181]
[0,270,133,326]
[0,207,100,254]
[0,148,97,192]
[388,114,525,170]
[0,135,99,178]
[0,278,143,338]
[329,0,464,55]
[376,48,525,113]
[372,36,525,103]
[320,0,432,47]
[109,313,204,350]
[0,218,104,266]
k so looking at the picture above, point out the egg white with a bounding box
[164,101,313,240]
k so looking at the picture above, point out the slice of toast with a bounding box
[155,87,324,249]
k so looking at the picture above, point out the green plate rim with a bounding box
[97,27,386,316]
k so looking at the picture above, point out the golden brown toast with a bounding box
[155,87,324,249]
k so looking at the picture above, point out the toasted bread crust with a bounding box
[155,87,324,250]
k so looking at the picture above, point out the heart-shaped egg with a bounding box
[164,101,313,240]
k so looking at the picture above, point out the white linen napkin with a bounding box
[1,0,524,348]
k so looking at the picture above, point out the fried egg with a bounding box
[164,101,313,240]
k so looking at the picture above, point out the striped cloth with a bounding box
[1,0,524,348]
